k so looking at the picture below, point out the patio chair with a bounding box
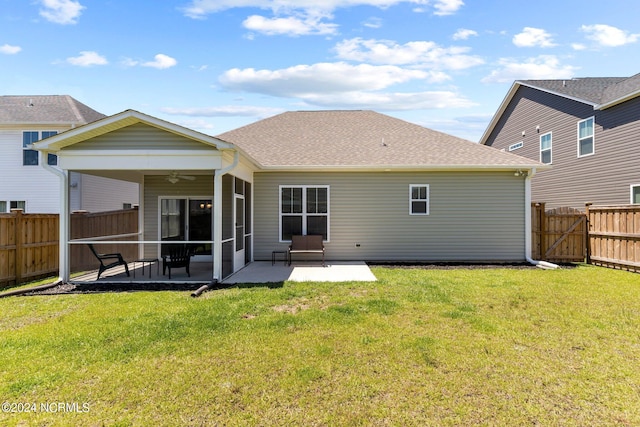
[162,244,193,279]
[88,244,130,280]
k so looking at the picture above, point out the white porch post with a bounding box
[213,151,240,281]
[59,170,70,282]
[213,172,223,281]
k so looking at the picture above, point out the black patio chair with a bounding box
[162,244,193,279]
[87,244,130,280]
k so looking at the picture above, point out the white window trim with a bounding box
[409,184,430,216]
[279,185,330,242]
[577,116,595,158]
[630,184,640,204]
[540,131,552,164]
[508,141,523,151]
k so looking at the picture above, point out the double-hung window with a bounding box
[540,132,552,164]
[280,186,329,241]
[22,131,58,165]
[410,184,429,215]
[578,117,594,157]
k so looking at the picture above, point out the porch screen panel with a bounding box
[222,175,234,241]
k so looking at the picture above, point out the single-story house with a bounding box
[35,109,547,283]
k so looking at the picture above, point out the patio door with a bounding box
[160,197,212,261]
[234,193,245,271]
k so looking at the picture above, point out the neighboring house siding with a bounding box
[71,173,139,212]
[253,171,525,262]
[0,128,65,213]
[486,86,640,209]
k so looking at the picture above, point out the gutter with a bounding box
[40,151,70,282]
[524,168,559,269]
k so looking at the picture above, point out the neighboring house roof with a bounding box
[480,73,640,145]
[217,110,543,171]
[0,95,105,125]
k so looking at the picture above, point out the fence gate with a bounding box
[531,203,587,263]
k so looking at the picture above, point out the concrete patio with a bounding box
[69,260,377,285]
[222,261,377,284]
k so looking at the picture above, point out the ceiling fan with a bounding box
[165,171,196,184]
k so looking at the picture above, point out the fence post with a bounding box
[585,202,592,264]
[538,202,546,261]
[11,209,23,284]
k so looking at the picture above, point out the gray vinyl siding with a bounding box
[486,86,640,209]
[253,171,526,262]
[73,123,208,151]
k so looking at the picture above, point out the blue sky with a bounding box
[2,0,639,141]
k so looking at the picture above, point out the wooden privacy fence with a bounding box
[0,210,59,287]
[587,204,640,272]
[531,203,587,263]
[0,208,138,287]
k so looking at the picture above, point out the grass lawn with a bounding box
[1,264,639,426]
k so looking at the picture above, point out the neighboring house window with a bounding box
[42,131,58,165]
[578,117,594,157]
[410,184,429,215]
[631,185,640,204]
[0,201,6,213]
[540,132,552,164]
[508,142,523,151]
[10,201,26,211]
[22,131,58,165]
[280,186,329,241]
[23,131,39,165]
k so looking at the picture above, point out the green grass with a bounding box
[1,264,640,426]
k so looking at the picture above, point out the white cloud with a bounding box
[452,28,477,40]
[142,54,178,69]
[302,90,475,110]
[334,38,484,70]
[512,27,556,48]
[160,105,283,117]
[219,62,431,96]
[482,55,577,83]
[66,51,108,67]
[39,0,85,25]
[432,0,464,16]
[182,0,461,20]
[0,44,21,54]
[571,43,586,51]
[580,24,640,47]
[363,17,383,29]
[243,14,338,36]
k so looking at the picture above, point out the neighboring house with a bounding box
[0,95,139,213]
[480,73,640,210]
[35,109,545,282]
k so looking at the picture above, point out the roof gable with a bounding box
[217,110,542,170]
[35,109,234,152]
[0,95,105,124]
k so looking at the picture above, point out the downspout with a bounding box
[211,150,240,284]
[524,168,559,269]
[40,151,71,282]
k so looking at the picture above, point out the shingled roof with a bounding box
[0,95,105,124]
[516,72,640,108]
[217,110,542,170]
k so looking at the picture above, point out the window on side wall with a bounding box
[578,117,594,157]
[410,184,429,215]
[280,186,329,241]
[10,201,26,211]
[540,132,552,164]
[631,185,640,204]
[22,131,58,165]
